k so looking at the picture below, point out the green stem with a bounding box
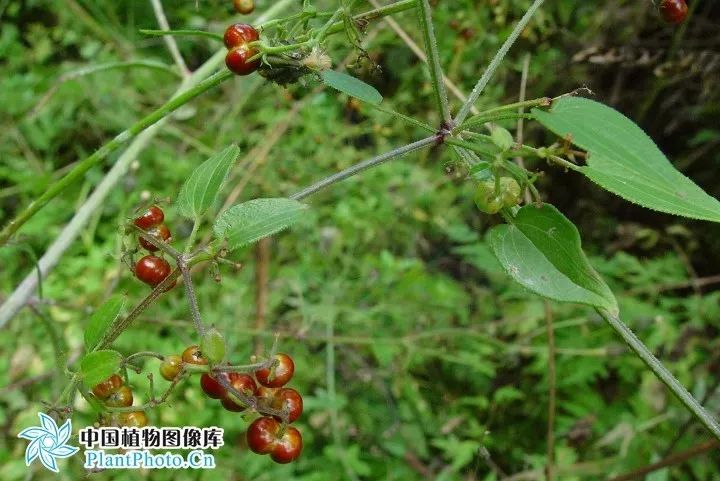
[417,0,451,124]
[461,112,535,130]
[597,308,720,441]
[454,0,545,125]
[0,70,233,245]
[184,218,201,254]
[139,29,224,43]
[444,136,499,157]
[370,104,435,133]
[290,136,437,201]
[324,0,417,36]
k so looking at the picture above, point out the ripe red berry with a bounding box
[270,427,303,464]
[223,23,259,49]
[659,0,688,24]
[271,388,303,423]
[182,345,208,365]
[221,373,258,412]
[233,0,255,14]
[225,46,260,76]
[92,374,124,399]
[246,416,280,454]
[135,255,173,288]
[160,355,183,381]
[104,385,134,407]
[200,373,228,399]
[139,224,172,252]
[255,353,295,388]
[119,411,148,428]
[134,206,164,230]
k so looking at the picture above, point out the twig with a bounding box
[417,0,452,124]
[368,0,479,115]
[454,0,546,126]
[515,53,533,204]
[290,136,438,201]
[149,0,190,77]
[0,0,297,328]
[597,308,720,441]
[662,377,720,455]
[0,69,232,246]
[544,301,556,481]
[607,439,719,481]
[180,262,205,336]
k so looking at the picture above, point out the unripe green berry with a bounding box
[499,177,522,208]
[474,180,504,214]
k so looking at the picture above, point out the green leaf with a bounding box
[80,350,123,388]
[533,97,720,222]
[321,71,382,105]
[488,204,618,314]
[84,296,124,350]
[213,198,307,252]
[490,125,514,151]
[177,145,240,219]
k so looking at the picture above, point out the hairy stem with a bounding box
[417,0,451,124]
[597,308,720,441]
[0,69,233,245]
[290,136,437,201]
[454,0,546,125]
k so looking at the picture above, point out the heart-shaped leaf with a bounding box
[80,350,123,388]
[213,198,307,252]
[177,144,240,219]
[533,97,720,222]
[321,71,383,105]
[84,296,124,350]
[488,204,618,314]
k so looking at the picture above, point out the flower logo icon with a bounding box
[18,413,79,472]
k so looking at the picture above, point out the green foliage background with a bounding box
[1,0,719,479]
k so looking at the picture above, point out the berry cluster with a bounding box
[659,0,688,24]
[92,374,148,427]
[132,205,175,290]
[223,23,261,76]
[160,348,303,463]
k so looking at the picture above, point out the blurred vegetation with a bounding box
[1,0,719,479]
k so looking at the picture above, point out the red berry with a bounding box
[271,388,303,423]
[223,23,259,49]
[246,416,279,454]
[270,427,302,464]
[159,355,183,381]
[182,345,208,365]
[92,374,124,399]
[139,224,172,252]
[134,206,164,230]
[200,373,227,399]
[221,373,257,412]
[255,353,295,388]
[659,0,688,24]
[225,46,260,76]
[135,255,172,288]
[104,385,134,407]
[119,411,148,427]
[233,0,255,14]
